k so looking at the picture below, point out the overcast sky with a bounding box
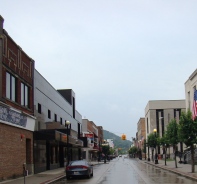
[1,1,197,140]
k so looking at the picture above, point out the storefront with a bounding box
[33,129,83,173]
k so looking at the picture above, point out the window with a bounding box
[21,83,29,108]
[38,103,41,114]
[60,117,62,124]
[188,91,190,110]
[6,72,16,102]
[54,114,57,122]
[48,110,51,119]
[147,118,149,133]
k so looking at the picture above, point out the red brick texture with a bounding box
[0,123,33,181]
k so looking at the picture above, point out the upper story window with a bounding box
[6,72,16,102]
[54,114,57,122]
[38,103,41,114]
[147,118,149,133]
[48,110,51,119]
[21,83,29,108]
[188,91,191,110]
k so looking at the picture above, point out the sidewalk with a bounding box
[140,158,197,182]
[0,161,103,184]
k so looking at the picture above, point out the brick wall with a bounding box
[1,31,34,115]
[0,123,33,181]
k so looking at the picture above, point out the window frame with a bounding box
[21,82,29,108]
[6,72,16,102]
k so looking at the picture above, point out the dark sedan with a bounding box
[65,160,93,179]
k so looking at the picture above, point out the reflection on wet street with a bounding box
[54,157,197,184]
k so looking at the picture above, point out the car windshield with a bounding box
[70,160,87,166]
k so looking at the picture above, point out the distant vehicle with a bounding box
[119,155,122,157]
[65,160,93,179]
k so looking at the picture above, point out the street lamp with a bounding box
[65,120,71,166]
[164,144,167,166]
[153,128,158,164]
[147,143,150,161]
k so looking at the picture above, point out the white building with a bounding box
[107,139,114,149]
[145,100,186,158]
[185,68,197,114]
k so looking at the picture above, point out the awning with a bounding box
[34,129,83,147]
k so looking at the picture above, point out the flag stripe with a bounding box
[192,90,197,120]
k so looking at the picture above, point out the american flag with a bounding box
[192,89,197,120]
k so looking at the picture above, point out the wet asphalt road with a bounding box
[54,157,196,184]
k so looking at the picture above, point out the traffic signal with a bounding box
[121,134,126,140]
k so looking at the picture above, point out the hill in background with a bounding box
[103,130,132,153]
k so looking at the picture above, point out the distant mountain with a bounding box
[103,130,132,152]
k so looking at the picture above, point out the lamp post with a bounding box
[65,120,71,166]
[164,144,167,166]
[153,128,158,164]
[147,144,150,161]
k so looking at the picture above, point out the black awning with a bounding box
[34,129,70,141]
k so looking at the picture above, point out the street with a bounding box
[53,157,196,184]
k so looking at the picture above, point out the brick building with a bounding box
[137,118,145,158]
[81,119,100,161]
[0,15,36,180]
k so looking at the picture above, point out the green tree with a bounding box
[178,110,197,173]
[166,119,179,168]
[147,133,158,161]
[158,132,169,165]
[102,145,110,156]
[128,146,138,157]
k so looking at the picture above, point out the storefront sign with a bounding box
[0,105,27,127]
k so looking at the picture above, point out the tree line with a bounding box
[129,110,197,173]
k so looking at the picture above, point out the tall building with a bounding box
[185,68,197,115]
[33,70,83,173]
[0,15,36,180]
[145,100,186,157]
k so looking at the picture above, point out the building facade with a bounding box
[145,100,186,158]
[0,16,36,180]
[185,68,197,114]
[137,118,145,158]
[81,119,100,161]
[33,69,83,173]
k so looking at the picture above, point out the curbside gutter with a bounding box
[144,161,197,182]
[40,174,66,184]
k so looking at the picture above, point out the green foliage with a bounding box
[147,132,158,148]
[166,119,179,146]
[178,110,197,173]
[158,133,170,147]
[178,110,197,146]
[102,145,110,155]
[103,130,132,152]
[128,146,138,155]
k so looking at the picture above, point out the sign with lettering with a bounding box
[0,105,27,127]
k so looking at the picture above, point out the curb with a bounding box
[144,161,197,182]
[41,174,66,184]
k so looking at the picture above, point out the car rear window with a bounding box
[71,161,86,166]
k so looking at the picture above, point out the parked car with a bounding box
[65,160,93,179]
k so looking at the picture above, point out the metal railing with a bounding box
[183,149,197,163]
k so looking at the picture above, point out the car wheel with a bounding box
[67,176,71,180]
[87,172,91,179]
